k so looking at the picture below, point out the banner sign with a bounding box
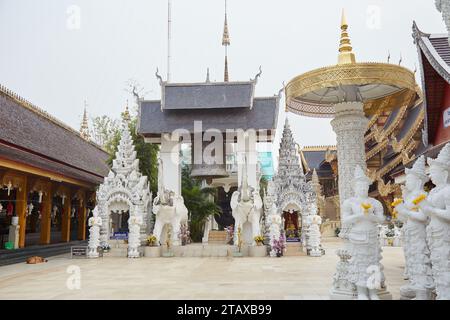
[111,232,128,240]
[444,107,450,128]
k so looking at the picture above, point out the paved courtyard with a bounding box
[0,238,406,300]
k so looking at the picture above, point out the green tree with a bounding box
[181,166,222,242]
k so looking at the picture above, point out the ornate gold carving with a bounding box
[325,147,337,163]
[376,140,417,178]
[366,138,389,161]
[390,104,425,154]
[382,105,409,138]
[390,135,402,153]
[302,145,337,152]
[367,112,381,130]
[367,168,378,183]
[286,63,417,117]
[377,178,395,197]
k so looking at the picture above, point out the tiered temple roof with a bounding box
[138,79,280,141]
[411,22,450,157]
[0,85,109,186]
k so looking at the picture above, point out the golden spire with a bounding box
[222,0,230,81]
[80,101,91,140]
[338,9,356,65]
[122,100,131,122]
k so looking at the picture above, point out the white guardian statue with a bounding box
[230,157,263,245]
[127,212,143,258]
[307,213,323,257]
[87,207,102,258]
[152,158,188,246]
[393,156,434,300]
[421,143,450,300]
[341,166,387,300]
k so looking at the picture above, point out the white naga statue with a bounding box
[152,158,188,246]
[307,213,323,257]
[393,156,434,300]
[230,158,263,245]
[127,213,143,258]
[341,166,386,300]
[87,207,102,258]
[421,143,450,300]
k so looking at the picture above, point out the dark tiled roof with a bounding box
[413,22,450,145]
[163,82,254,110]
[429,36,450,67]
[0,91,109,183]
[139,97,279,136]
[395,103,424,141]
[302,150,326,170]
[0,143,104,185]
[382,107,401,130]
[302,150,333,178]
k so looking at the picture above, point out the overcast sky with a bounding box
[0,0,445,152]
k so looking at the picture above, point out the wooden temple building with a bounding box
[0,85,109,248]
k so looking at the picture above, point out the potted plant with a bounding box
[100,244,111,253]
[147,235,157,246]
[178,223,191,246]
[386,229,395,246]
[249,235,267,257]
[272,234,286,257]
[144,235,161,258]
[254,235,265,246]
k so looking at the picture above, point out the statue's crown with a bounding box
[428,143,450,169]
[406,155,428,181]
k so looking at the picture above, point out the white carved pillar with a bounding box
[331,102,368,205]
[160,133,181,195]
[330,101,368,299]
[237,130,258,189]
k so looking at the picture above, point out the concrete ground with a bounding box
[0,238,406,300]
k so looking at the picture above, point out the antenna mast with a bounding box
[167,0,172,82]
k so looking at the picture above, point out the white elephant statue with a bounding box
[152,158,188,246]
[230,159,263,246]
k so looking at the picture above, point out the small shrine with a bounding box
[92,120,152,257]
[265,119,319,255]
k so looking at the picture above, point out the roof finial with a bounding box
[206,68,211,83]
[80,100,91,140]
[222,0,230,82]
[338,9,356,65]
[122,100,131,122]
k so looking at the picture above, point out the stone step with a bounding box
[208,230,228,244]
[159,244,243,257]
[284,243,307,257]
[103,247,128,257]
